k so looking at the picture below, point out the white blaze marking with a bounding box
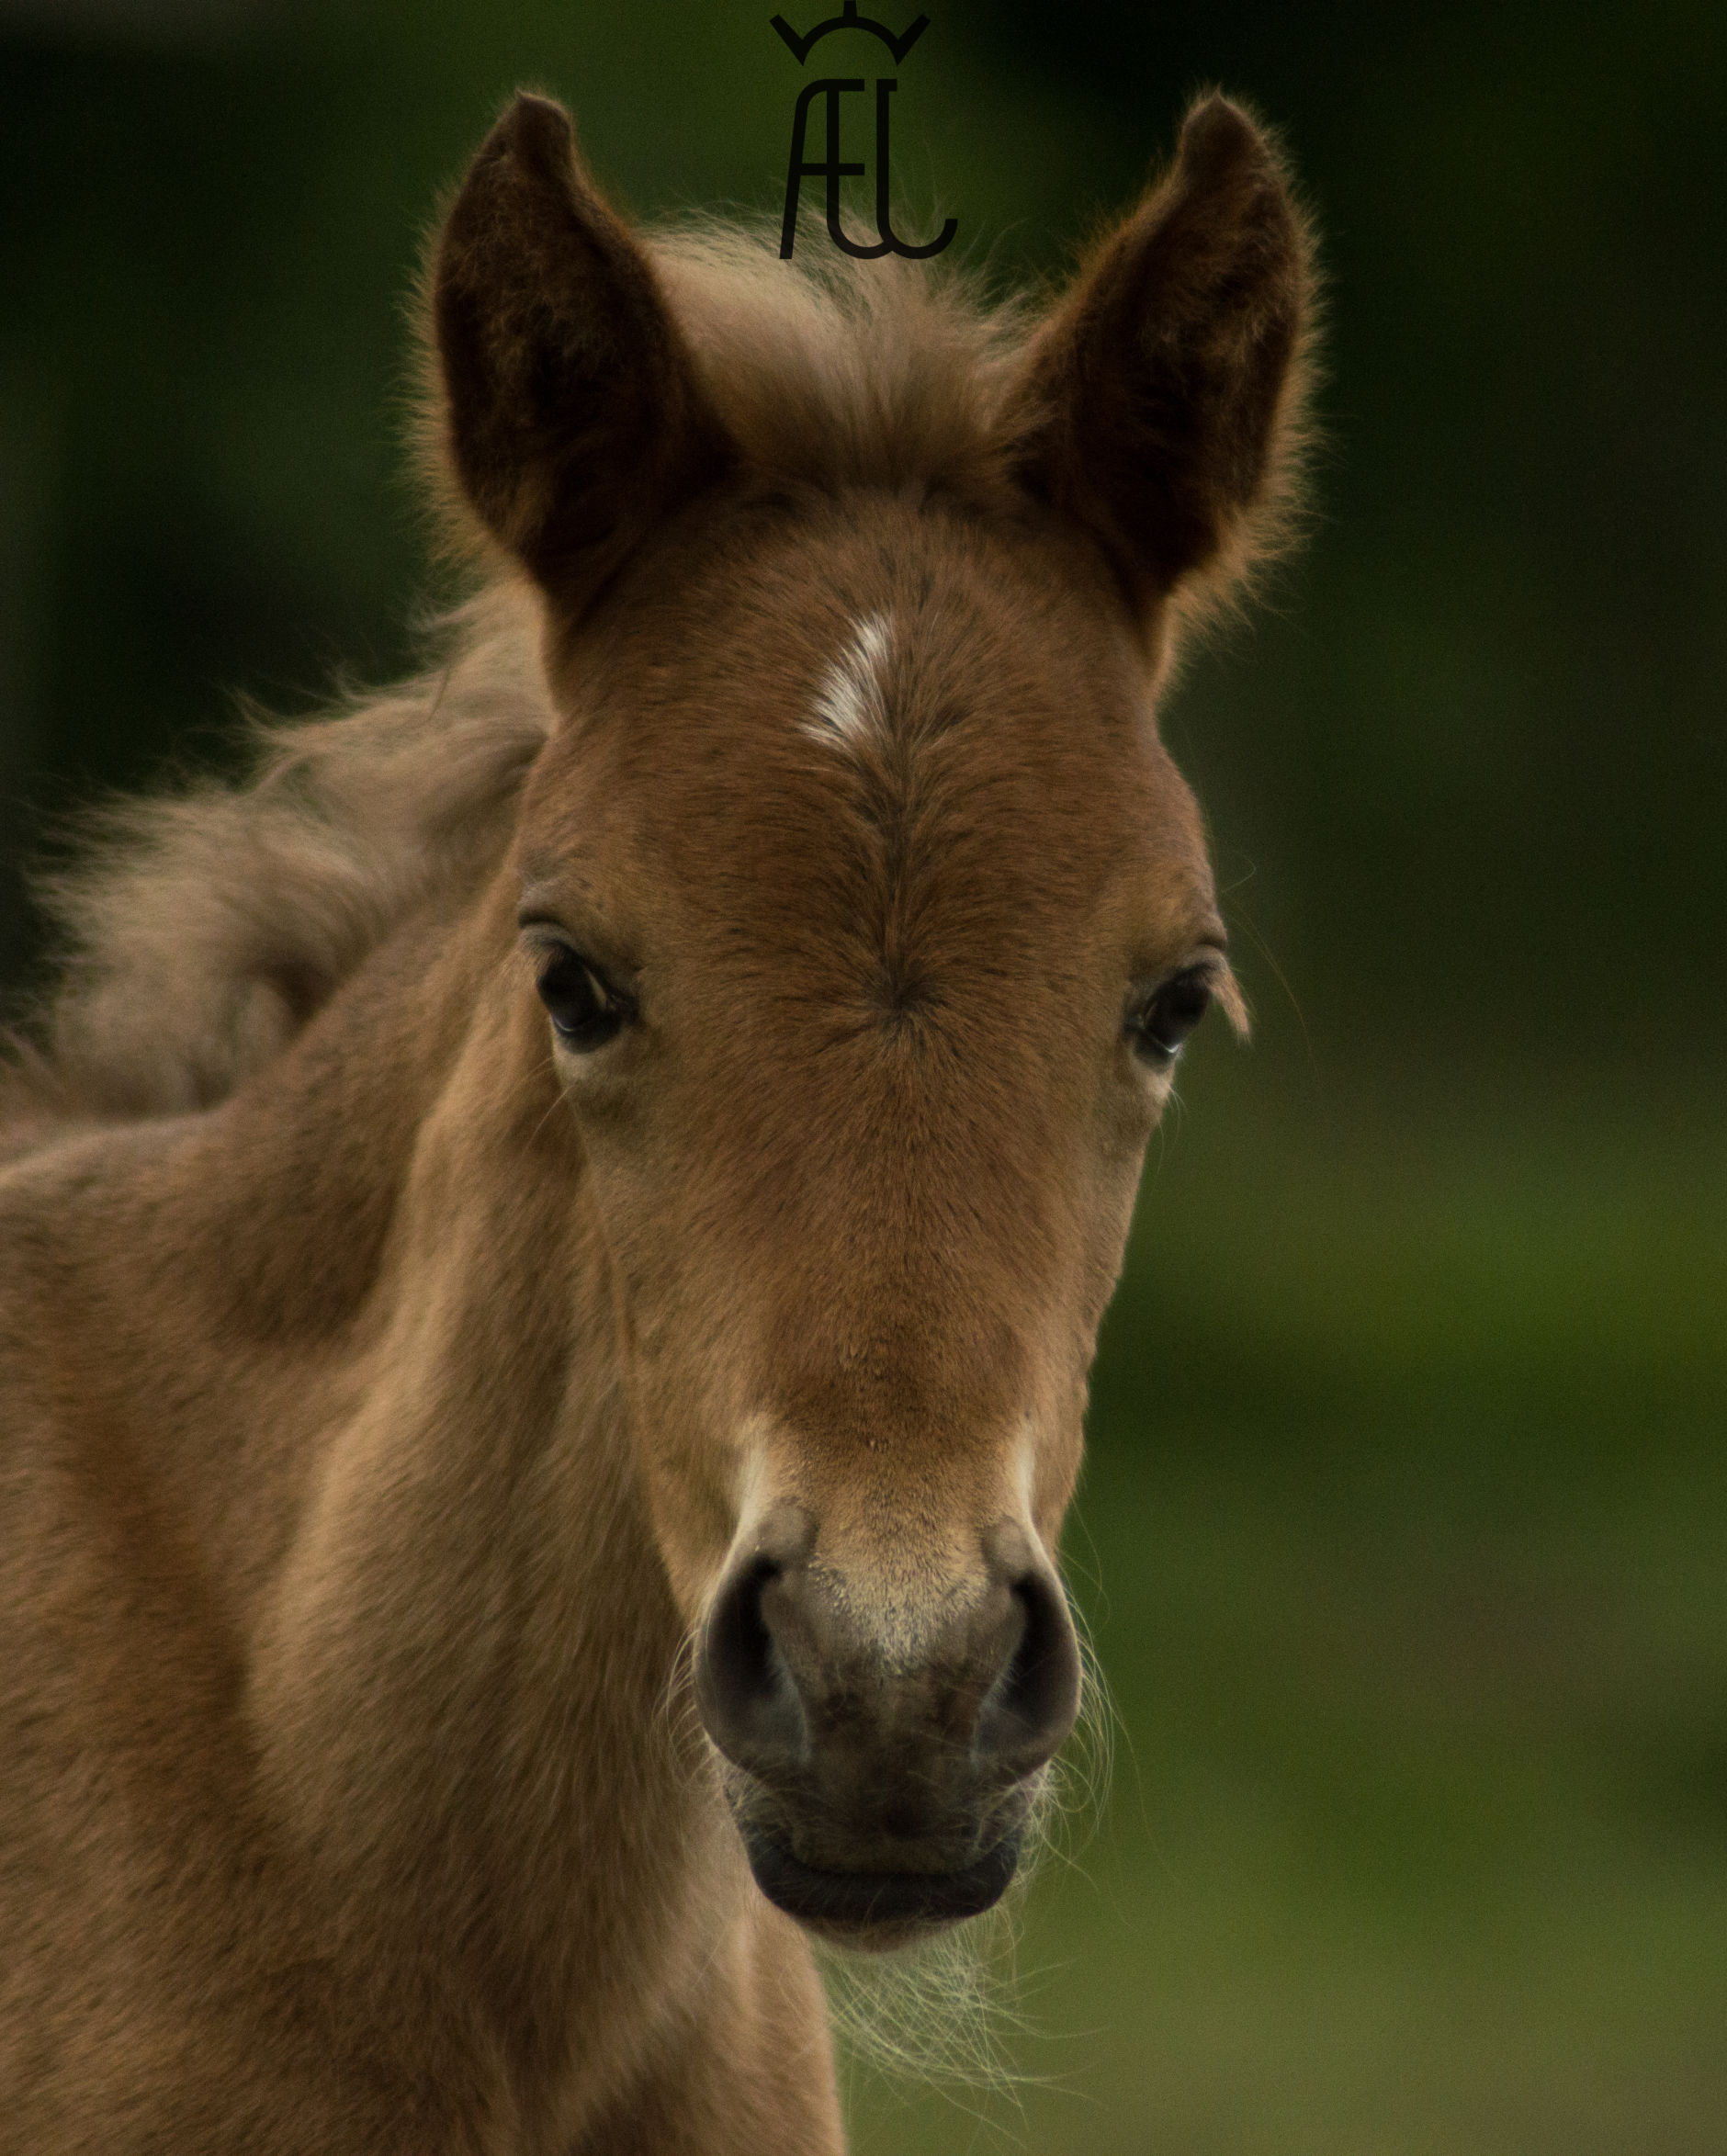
[804,613,893,747]
[1015,1428,1038,1518]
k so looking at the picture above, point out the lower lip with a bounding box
[742,1827,1023,1933]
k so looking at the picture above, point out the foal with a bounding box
[0,92,1311,2152]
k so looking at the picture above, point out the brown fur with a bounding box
[0,92,1313,2151]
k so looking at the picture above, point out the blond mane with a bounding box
[650,220,1029,498]
[7,229,1030,1129]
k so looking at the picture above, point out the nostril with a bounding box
[976,1568,1082,1778]
[694,1556,808,1775]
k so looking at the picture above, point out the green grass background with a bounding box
[846,1062,1726,2150]
[2,3,1721,2147]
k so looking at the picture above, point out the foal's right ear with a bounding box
[432,94,735,601]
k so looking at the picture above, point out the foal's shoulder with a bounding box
[0,1108,184,1247]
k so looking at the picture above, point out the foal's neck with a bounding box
[204,869,729,2079]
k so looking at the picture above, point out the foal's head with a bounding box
[433,93,1310,1945]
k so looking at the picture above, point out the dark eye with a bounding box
[1128,968,1213,1066]
[536,948,633,1053]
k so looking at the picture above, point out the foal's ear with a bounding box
[432,94,735,599]
[1011,96,1315,625]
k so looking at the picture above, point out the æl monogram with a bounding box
[772,2,959,261]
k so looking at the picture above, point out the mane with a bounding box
[3,229,1031,1132]
[649,218,1029,499]
[6,583,553,1128]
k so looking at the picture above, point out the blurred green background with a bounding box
[2,2,1721,2149]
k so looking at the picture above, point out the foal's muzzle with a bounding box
[741,1823,1024,1932]
[694,1518,1081,1941]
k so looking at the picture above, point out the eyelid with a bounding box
[542,948,634,1009]
[1127,951,1225,1007]
[518,915,640,994]
[1162,948,1249,1041]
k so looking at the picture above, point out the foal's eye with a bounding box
[536,949,633,1053]
[1128,968,1213,1066]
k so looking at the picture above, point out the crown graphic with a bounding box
[771,0,931,65]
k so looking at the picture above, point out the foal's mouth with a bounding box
[741,1823,1023,1940]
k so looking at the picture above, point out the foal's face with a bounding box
[435,88,1308,1941]
[514,495,1231,1937]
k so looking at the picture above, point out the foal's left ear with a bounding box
[1010,95,1315,626]
[432,93,736,601]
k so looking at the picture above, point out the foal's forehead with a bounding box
[529,497,1217,951]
